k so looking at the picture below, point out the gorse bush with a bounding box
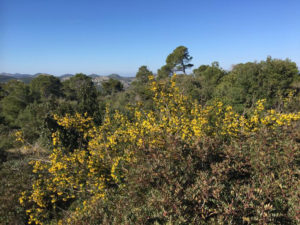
[20,75,300,224]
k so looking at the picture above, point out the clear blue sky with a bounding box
[1,0,299,76]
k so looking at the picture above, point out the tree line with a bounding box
[1,46,299,155]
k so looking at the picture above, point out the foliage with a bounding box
[0,80,30,127]
[193,61,226,104]
[165,46,193,75]
[0,124,14,163]
[16,102,54,144]
[21,75,300,224]
[214,57,299,112]
[135,65,152,84]
[0,157,35,224]
[0,83,5,100]
[30,75,62,102]
[63,74,99,116]
[158,46,193,79]
[0,51,300,224]
[157,64,173,80]
[101,78,124,96]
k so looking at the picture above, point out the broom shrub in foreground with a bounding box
[20,75,300,224]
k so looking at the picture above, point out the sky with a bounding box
[1,0,299,76]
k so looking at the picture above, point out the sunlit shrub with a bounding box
[21,74,300,224]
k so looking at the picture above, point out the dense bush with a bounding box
[20,75,300,224]
[214,57,299,112]
[0,157,35,224]
[72,125,300,225]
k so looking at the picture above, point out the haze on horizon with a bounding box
[1,0,299,77]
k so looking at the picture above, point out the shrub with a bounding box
[21,75,300,224]
[0,158,34,224]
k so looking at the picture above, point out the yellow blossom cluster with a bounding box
[15,130,25,143]
[21,74,300,224]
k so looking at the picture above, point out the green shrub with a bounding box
[0,158,34,224]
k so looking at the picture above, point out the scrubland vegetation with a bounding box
[0,46,300,224]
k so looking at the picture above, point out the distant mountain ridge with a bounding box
[0,73,35,83]
[0,73,33,78]
[0,72,135,88]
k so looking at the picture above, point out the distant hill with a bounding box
[0,75,15,83]
[0,72,135,88]
[108,74,121,79]
[88,74,101,78]
[0,73,32,78]
[0,73,34,83]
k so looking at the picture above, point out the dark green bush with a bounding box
[0,158,34,224]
